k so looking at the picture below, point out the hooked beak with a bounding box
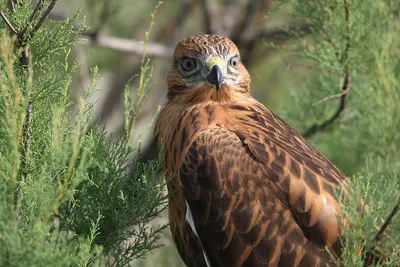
[206,65,223,91]
[206,57,224,91]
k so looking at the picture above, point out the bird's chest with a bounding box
[161,110,212,173]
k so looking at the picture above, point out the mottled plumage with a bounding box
[155,34,349,267]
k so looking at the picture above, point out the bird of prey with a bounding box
[155,34,349,267]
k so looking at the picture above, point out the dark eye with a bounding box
[181,57,197,72]
[229,56,239,69]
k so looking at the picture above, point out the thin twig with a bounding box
[363,199,400,266]
[22,101,33,180]
[19,0,45,39]
[374,199,400,243]
[312,88,349,106]
[29,0,58,40]
[303,0,351,138]
[0,10,19,35]
[303,70,350,137]
[8,0,16,12]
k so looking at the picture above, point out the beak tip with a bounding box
[206,65,223,91]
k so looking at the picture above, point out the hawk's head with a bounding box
[167,34,251,103]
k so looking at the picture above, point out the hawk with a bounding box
[155,34,349,267]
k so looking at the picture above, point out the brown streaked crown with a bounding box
[172,34,240,63]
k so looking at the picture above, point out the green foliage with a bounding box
[59,126,168,266]
[0,1,166,266]
[276,0,400,265]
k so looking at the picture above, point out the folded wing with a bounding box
[180,121,346,267]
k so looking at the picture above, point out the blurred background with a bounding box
[51,0,311,265]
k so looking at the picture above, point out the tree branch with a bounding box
[80,34,174,58]
[312,89,349,106]
[2,0,59,211]
[29,0,58,40]
[22,101,33,180]
[303,0,350,138]
[49,8,174,58]
[20,0,44,38]
[0,10,19,35]
[363,199,400,266]
[303,70,350,138]
[8,0,16,12]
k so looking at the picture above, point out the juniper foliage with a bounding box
[276,0,400,266]
[0,1,167,266]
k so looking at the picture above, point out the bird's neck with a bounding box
[168,84,250,105]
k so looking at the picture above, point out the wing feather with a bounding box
[179,124,344,267]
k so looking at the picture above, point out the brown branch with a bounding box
[374,199,400,243]
[20,0,44,39]
[363,199,400,266]
[312,89,349,106]
[81,34,174,58]
[29,0,58,40]
[22,101,33,180]
[0,10,28,66]
[0,10,19,35]
[2,0,57,67]
[303,0,351,138]
[303,70,350,138]
[3,0,59,185]
[20,0,59,179]
[8,0,16,12]
[2,0,55,214]
[49,6,174,58]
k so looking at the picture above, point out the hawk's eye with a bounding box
[181,58,197,72]
[229,56,239,69]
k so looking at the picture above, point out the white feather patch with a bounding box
[185,201,212,267]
